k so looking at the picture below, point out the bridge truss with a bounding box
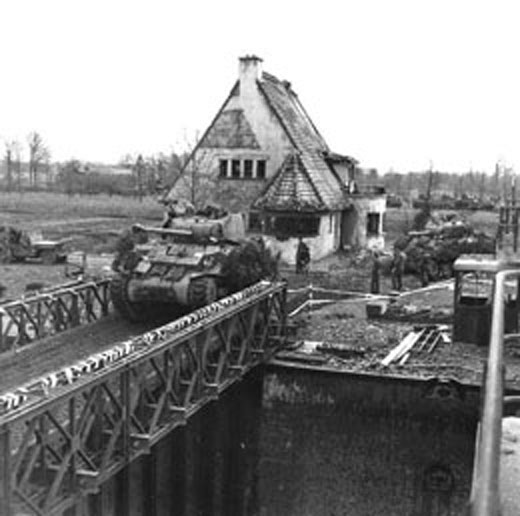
[0,281,287,516]
[0,280,111,354]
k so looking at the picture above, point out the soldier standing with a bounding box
[295,237,310,274]
[391,246,406,291]
[370,250,381,294]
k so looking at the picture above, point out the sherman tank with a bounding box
[110,216,278,322]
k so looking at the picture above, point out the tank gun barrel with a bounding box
[132,223,192,237]
[131,223,224,243]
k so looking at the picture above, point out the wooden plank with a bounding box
[381,331,418,366]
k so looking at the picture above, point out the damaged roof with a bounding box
[253,153,326,211]
[257,72,349,211]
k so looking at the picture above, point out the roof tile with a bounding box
[258,73,348,210]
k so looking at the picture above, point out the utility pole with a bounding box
[5,148,12,191]
[134,155,145,202]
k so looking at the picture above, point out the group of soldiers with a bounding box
[295,237,410,294]
[370,246,407,294]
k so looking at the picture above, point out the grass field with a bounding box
[0,191,164,222]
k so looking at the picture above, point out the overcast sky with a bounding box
[0,0,519,173]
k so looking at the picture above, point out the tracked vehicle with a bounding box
[110,216,277,322]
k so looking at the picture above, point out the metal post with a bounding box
[143,447,157,516]
[102,282,110,317]
[0,426,12,516]
[0,310,4,352]
[116,368,130,516]
[71,291,80,327]
[471,269,520,516]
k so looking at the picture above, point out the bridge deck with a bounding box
[0,281,287,516]
[0,315,153,393]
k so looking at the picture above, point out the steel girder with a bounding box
[0,280,110,354]
[0,281,286,516]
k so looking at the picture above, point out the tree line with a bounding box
[2,132,517,203]
[359,165,514,202]
[1,133,188,198]
[3,132,51,191]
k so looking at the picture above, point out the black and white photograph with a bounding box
[0,1,519,514]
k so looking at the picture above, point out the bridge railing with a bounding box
[0,281,287,516]
[469,268,520,516]
[0,279,111,354]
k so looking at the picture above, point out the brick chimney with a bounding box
[239,55,263,98]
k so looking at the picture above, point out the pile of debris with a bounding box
[381,325,451,366]
[366,298,452,324]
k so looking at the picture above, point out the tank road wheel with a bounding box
[110,274,155,323]
[188,277,218,309]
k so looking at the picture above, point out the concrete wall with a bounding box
[80,367,479,516]
[261,212,341,264]
[343,195,386,250]
[260,367,479,516]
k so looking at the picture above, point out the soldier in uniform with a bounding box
[295,237,310,274]
[162,199,195,228]
[391,246,406,291]
[370,250,381,294]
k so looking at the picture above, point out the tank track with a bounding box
[110,274,156,323]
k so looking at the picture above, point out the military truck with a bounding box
[0,226,68,265]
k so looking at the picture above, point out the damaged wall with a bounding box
[343,195,386,250]
[259,212,341,264]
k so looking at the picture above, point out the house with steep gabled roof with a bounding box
[167,56,386,262]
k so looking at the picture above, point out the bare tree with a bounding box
[172,131,217,209]
[27,132,50,188]
[5,140,24,192]
[4,142,14,191]
[133,154,145,201]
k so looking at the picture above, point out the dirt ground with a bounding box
[289,282,520,389]
[0,197,505,394]
[0,199,499,300]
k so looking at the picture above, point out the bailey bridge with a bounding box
[0,272,517,516]
[0,280,287,515]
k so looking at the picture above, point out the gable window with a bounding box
[367,212,380,236]
[244,160,253,179]
[218,158,267,180]
[219,159,228,178]
[231,160,241,178]
[257,160,266,179]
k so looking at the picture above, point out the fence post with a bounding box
[308,283,314,317]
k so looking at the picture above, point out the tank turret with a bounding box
[110,216,278,322]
